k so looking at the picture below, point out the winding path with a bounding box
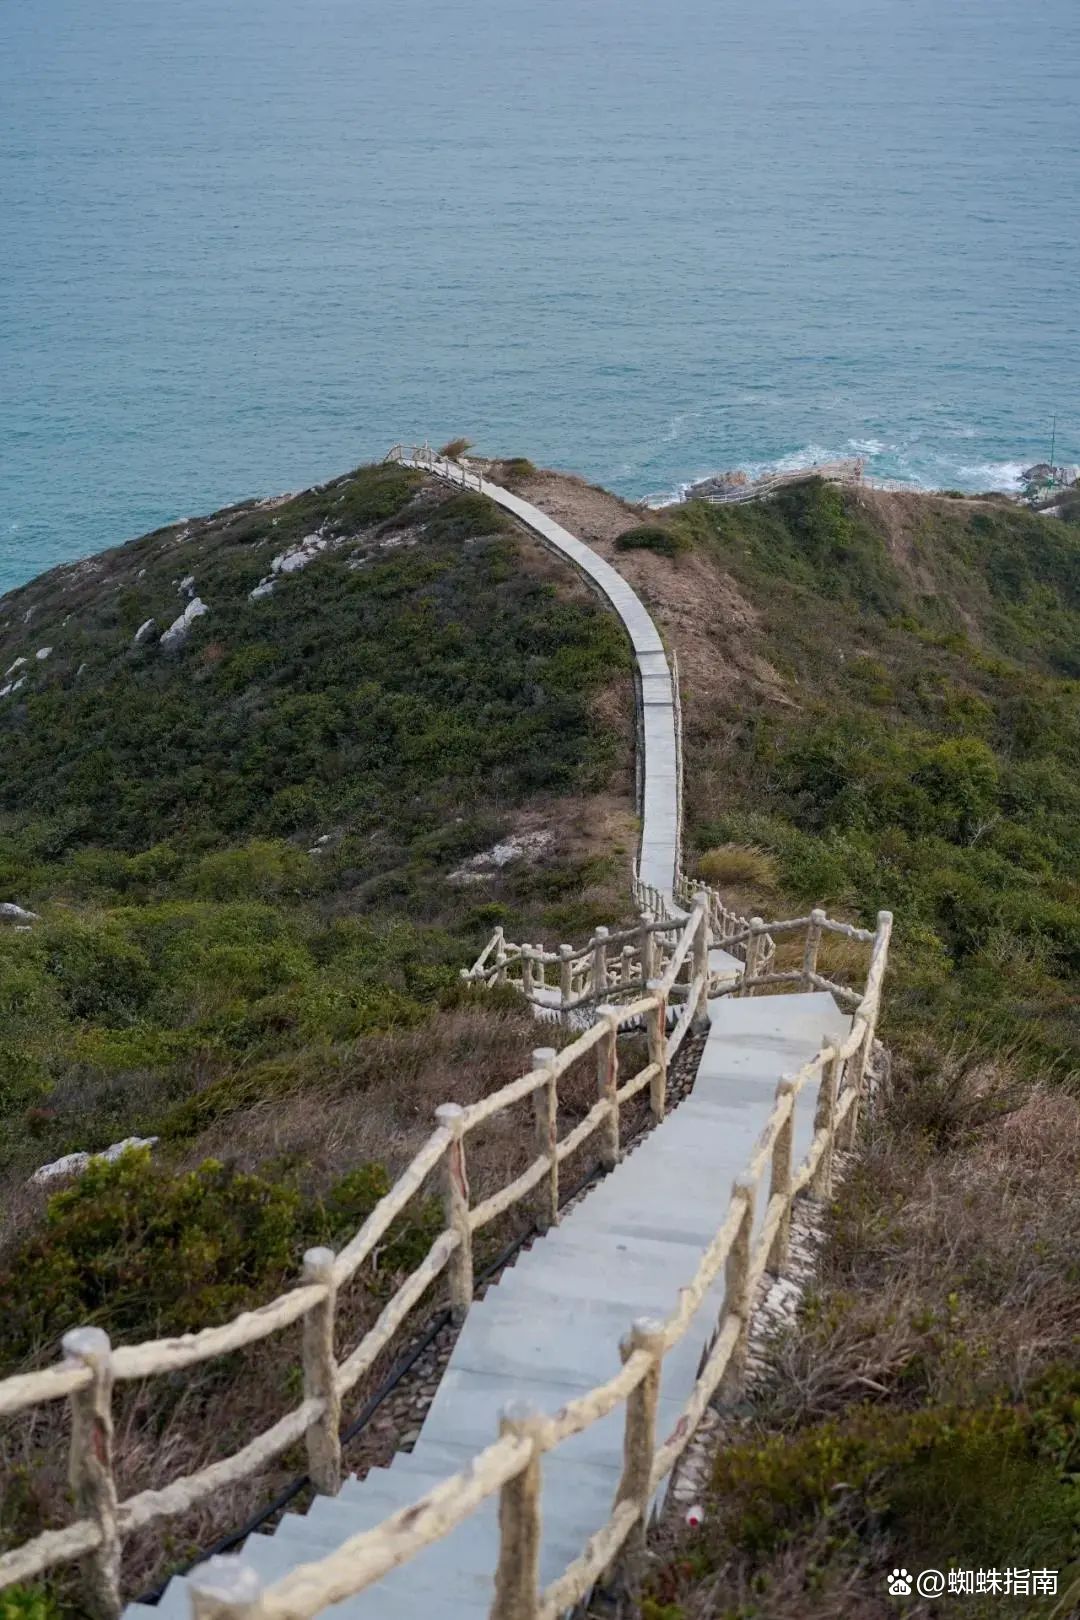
[399,452,680,904]
[124,454,870,1620]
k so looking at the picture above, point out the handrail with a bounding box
[183,909,893,1620]
[467,895,877,1020]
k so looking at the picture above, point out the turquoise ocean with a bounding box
[1,0,1077,592]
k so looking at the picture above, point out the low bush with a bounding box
[614,524,690,559]
[437,437,472,459]
[707,1381,1080,1571]
[497,457,537,482]
[0,1147,441,1368]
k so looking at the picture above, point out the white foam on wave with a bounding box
[640,435,1034,509]
[949,459,1026,491]
[847,437,889,456]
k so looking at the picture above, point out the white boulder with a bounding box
[133,618,157,645]
[1,902,40,924]
[160,597,209,650]
[31,1136,160,1187]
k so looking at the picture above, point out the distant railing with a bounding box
[462,900,711,1027]
[465,896,875,1033]
[0,904,714,1619]
[178,908,891,1620]
[385,444,485,491]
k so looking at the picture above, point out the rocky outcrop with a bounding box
[1022,462,1080,489]
[160,596,209,650]
[1,902,40,924]
[31,1135,160,1186]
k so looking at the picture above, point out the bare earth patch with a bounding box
[512,467,790,715]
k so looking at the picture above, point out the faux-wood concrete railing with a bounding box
[462,904,710,1025]
[0,903,713,1619]
[467,896,882,1024]
[180,907,892,1620]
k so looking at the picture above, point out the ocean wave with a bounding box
[644,440,1030,506]
[947,459,1026,491]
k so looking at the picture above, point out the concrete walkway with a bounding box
[402,455,680,903]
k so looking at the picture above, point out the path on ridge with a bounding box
[400,453,680,903]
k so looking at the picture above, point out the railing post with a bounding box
[435,1103,473,1323]
[721,1177,756,1397]
[521,945,534,1000]
[610,1316,665,1589]
[638,910,656,982]
[63,1327,121,1620]
[595,1005,620,1169]
[839,910,892,1149]
[802,907,826,989]
[188,1555,265,1619]
[592,926,610,997]
[621,943,635,987]
[813,1045,844,1196]
[767,1078,797,1274]
[301,1247,341,1495]
[494,926,507,985]
[559,944,574,1005]
[691,891,711,1030]
[839,1020,873,1151]
[531,1046,559,1232]
[490,1401,544,1620]
[646,978,668,1121]
[742,917,765,996]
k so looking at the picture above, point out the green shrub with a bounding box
[0,1147,445,1367]
[0,1150,301,1361]
[188,841,316,902]
[437,437,472,459]
[497,457,537,481]
[0,1587,63,1620]
[614,525,690,559]
[711,1375,1080,1571]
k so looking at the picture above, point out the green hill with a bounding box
[2,462,1079,1616]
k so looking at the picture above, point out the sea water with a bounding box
[1,0,1077,591]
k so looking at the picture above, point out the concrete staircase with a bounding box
[131,989,850,1620]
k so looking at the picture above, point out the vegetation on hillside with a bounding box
[0,463,640,1606]
[629,481,1080,1617]
[663,481,1080,1079]
[0,459,634,1248]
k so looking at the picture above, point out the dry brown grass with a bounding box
[641,1052,1080,1620]
[696,842,779,893]
[651,1535,896,1620]
[758,1059,1080,1425]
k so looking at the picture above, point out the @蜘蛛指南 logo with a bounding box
[887,1569,913,1596]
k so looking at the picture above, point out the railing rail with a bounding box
[183,910,892,1620]
[469,892,879,1020]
